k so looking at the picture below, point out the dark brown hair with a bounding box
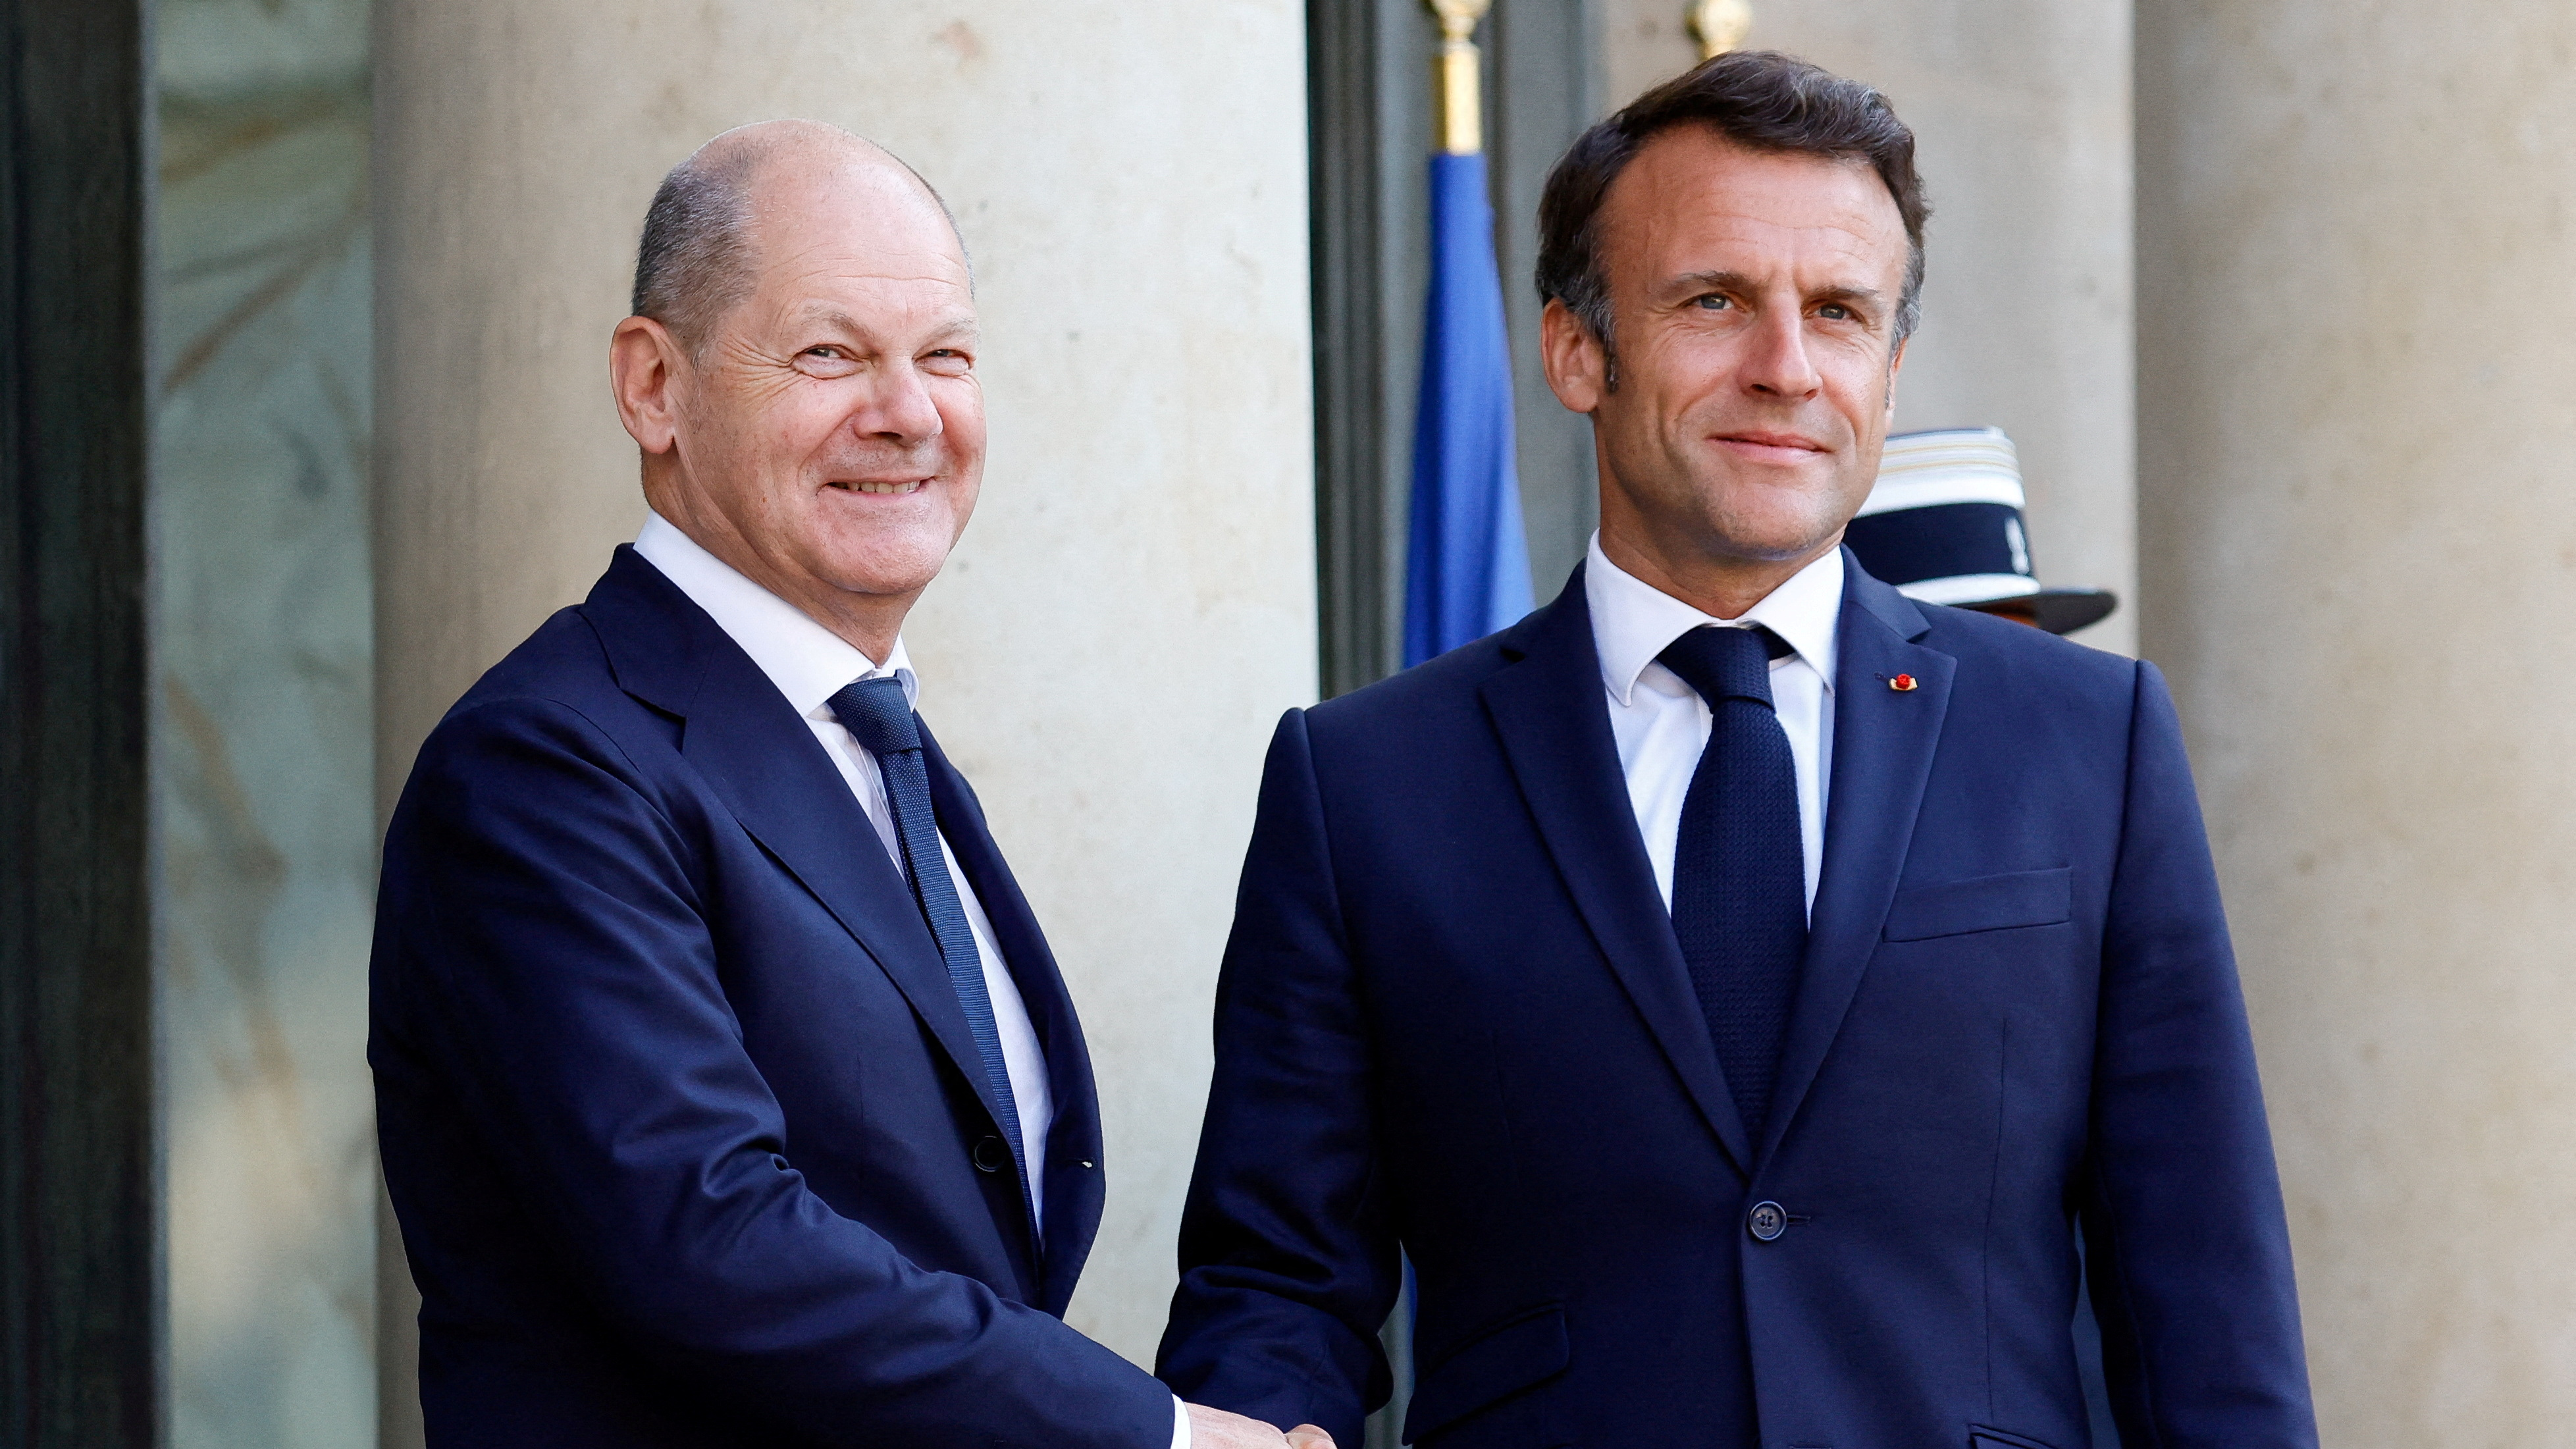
[1536,50,1930,361]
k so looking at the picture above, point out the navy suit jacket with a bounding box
[1158,556,2317,1449]
[371,548,1174,1447]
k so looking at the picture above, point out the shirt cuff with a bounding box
[1171,1395,1192,1449]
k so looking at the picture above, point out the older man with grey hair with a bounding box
[371,120,1328,1449]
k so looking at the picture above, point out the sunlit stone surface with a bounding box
[2140,1,2576,1438]
[153,0,377,1443]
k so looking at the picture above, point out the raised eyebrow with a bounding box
[1660,273,1888,317]
[1810,284,1885,310]
[788,307,981,348]
[920,313,981,349]
[1664,269,1756,301]
[793,306,869,336]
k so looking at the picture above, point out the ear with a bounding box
[610,315,687,455]
[1540,298,1608,414]
[1883,332,1909,417]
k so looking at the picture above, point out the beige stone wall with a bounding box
[373,0,1315,1428]
[1593,3,2138,654]
[2138,0,2576,1439]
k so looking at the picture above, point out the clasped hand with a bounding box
[1185,1401,1335,1449]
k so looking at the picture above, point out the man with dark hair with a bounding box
[1157,53,2316,1449]
[371,121,1320,1449]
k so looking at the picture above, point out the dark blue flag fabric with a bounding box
[1405,151,1534,668]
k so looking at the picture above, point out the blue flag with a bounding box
[1404,151,1534,668]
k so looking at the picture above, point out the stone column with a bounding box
[2138,1,2576,1437]
[1596,1,2139,653]
[373,0,1315,1436]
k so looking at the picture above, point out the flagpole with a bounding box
[1688,0,1753,59]
[1404,0,1531,668]
[1426,0,1489,155]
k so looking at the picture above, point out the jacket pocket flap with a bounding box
[1404,1305,1569,1443]
[1883,868,2072,941]
[1969,1426,2059,1449]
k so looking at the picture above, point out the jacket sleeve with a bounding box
[375,695,1173,1449]
[1155,708,1400,1446]
[2082,660,2321,1448]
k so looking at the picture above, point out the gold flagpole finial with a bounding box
[1687,0,1752,59]
[1426,0,1492,155]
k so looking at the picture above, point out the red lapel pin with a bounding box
[1889,673,1918,693]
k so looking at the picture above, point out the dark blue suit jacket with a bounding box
[371,548,1174,1447]
[1158,556,2317,1449]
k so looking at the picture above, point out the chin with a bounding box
[807,499,960,573]
[814,537,951,598]
[1699,502,1845,564]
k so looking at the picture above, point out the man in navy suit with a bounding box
[371,121,1318,1448]
[1157,54,2317,1449]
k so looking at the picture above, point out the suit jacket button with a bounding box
[972,1136,1009,1173]
[1747,1200,1788,1242]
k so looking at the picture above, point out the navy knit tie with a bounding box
[1658,625,1808,1142]
[826,677,1023,1168]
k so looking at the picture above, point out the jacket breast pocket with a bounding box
[1881,867,2072,942]
[1404,1304,1568,1446]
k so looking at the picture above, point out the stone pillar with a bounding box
[1596,1,2138,653]
[2138,1,2576,1437]
[373,0,1315,1435]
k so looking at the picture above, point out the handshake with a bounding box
[1187,1404,1336,1449]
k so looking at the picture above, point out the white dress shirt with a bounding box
[634,517,1190,1449]
[1585,533,1843,913]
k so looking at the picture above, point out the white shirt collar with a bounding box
[1585,532,1844,706]
[633,510,917,718]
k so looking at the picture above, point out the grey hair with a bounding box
[629,126,971,358]
[630,145,762,357]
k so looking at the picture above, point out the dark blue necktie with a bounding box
[1658,625,1808,1142]
[826,677,1024,1169]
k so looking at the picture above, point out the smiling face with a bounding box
[612,135,980,659]
[1542,126,1910,615]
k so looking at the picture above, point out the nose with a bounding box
[1742,307,1822,400]
[850,359,945,445]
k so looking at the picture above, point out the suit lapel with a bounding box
[1479,569,1756,1176]
[1758,554,1954,1163]
[582,550,1019,1169]
[920,724,1103,1315]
